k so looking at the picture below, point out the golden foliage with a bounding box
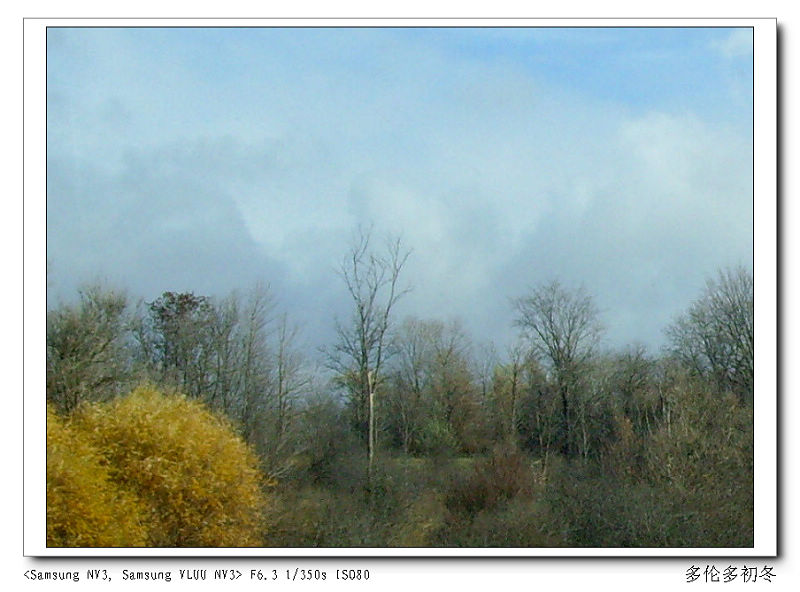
[49,387,268,547]
[71,386,268,547]
[46,405,148,547]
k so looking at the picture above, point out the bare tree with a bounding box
[46,284,132,413]
[422,318,482,453]
[233,284,275,442]
[207,293,241,413]
[385,317,436,454]
[492,340,529,450]
[144,291,216,399]
[213,284,309,478]
[513,280,603,457]
[326,227,411,478]
[666,266,754,401]
[384,317,485,455]
[259,313,310,477]
[475,341,499,404]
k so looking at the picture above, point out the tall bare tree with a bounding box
[513,280,603,457]
[326,228,411,478]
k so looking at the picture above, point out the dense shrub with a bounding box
[545,462,673,547]
[602,414,647,480]
[69,386,268,547]
[433,450,568,547]
[391,491,448,547]
[643,388,753,547]
[545,383,753,548]
[46,405,148,547]
[267,456,444,548]
[436,496,568,547]
[267,485,379,547]
[444,448,533,516]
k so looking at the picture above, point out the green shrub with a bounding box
[417,417,459,457]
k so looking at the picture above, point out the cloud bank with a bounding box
[46,27,754,355]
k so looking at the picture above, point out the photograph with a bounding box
[33,21,771,559]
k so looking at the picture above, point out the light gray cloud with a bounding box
[46,146,290,306]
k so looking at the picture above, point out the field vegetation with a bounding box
[46,233,754,547]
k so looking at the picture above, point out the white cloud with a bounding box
[712,29,753,59]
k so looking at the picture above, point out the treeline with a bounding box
[46,232,754,548]
[47,284,309,479]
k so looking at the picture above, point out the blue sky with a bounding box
[46,26,754,356]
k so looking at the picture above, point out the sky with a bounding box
[45,26,754,358]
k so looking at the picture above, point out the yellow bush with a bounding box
[47,405,148,547]
[70,387,267,547]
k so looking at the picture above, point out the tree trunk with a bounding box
[561,384,570,457]
[368,370,375,482]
